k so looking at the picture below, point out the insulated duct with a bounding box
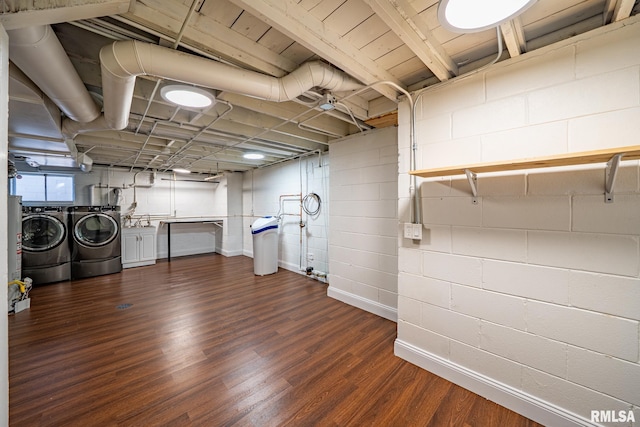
[7,26,101,123]
[94,41,363,131]
[9,25,363,159]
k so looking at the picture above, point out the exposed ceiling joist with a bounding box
[604,0,636,23]
[228,0,404,102]
[500,17,527,57]
[365,0,458,80]
[0,0,129,30]
[124,0,297,76]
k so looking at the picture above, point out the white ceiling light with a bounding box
[438,0,537,33]
[243,153,264,160]
[173,168,191,174]
[161,85,215,108]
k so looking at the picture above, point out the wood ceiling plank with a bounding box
[343,14,390,49]
[231,11,272,41]
[125,0,298,76]
[198,0,243,27]
[323,0,373,37]
[229,0,404,101]
[308,0,347,20]
[258,28,295,54]
[365,0,457,80]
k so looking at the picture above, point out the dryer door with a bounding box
[22,214,66,252]
[74,213,119,247]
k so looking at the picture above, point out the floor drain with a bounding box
[116,303,133,310]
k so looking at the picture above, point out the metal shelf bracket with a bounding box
[465,169,478,204]
[605,153,623,203]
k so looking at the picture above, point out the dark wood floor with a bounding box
[9,254,542,426]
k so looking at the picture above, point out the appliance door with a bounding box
[72,213,121,259]
[22,214,68,266]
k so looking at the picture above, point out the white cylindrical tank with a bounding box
[250,216,279,276]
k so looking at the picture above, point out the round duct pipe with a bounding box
[8,26,101,123]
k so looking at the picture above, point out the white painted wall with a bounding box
[1,24,10,427]
[26,165,239,259]
[242,154,329,278]
[396,17,640,427]
[328,127,399,321]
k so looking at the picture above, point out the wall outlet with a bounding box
[307,253,314,261]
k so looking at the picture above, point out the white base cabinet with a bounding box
[122,226,157,268]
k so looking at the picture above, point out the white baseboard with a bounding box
[219,249,243,257]
[327,286,397,322]
[394,339,594,427]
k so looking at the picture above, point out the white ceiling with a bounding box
[2,0,638,177]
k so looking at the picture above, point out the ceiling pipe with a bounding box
[7,25,101,123]
[9,25,363,171]
[70,40,363,133]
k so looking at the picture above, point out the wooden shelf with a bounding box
[410,145,640,178]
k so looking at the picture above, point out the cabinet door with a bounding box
[122,233,140,264]
[139,232,156,262]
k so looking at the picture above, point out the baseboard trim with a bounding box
[394,339,594,427]
[327,286,397,322]
[219,249,243,257]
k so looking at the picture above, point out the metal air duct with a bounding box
[8,25,101,123]
[95,40,363,131]
[9,26,363,149]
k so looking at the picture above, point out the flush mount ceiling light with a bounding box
[243,153,265,160]
[438,0,537,33]
[161,85,215,108]
[172,168,191,174]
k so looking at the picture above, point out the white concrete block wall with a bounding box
[73,166,224,258]
[397,17,640,426]
[241,154,330,277]
[328,127,399,321]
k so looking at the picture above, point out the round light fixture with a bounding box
[161,85,215,108]
[438,0,537,33]
[173,168,191,174]
[243,153,264,160]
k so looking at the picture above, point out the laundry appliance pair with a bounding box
[21,206,122,284]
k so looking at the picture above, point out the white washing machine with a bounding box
[69,206,122,280]
[22,206,71,284]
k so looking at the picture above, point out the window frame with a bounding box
[11,172,75,204]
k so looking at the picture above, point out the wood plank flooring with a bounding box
[9,254,543,426]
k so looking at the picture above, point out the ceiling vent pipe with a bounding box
[7,25,102,124]
[74,40,364,132]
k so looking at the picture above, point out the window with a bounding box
[11,173,75,203]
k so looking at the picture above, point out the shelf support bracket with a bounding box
[605,153,623,203]
[464,169,478,204]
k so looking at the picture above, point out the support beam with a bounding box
[365,0,458,80]
[604,0,636,23]
[229,0,403,102]
[500,17,527,58]
[0,0,129,30]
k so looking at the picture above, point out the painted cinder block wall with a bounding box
[396,17,640,427]
[242,155,330,276]
[328,127,399,321]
